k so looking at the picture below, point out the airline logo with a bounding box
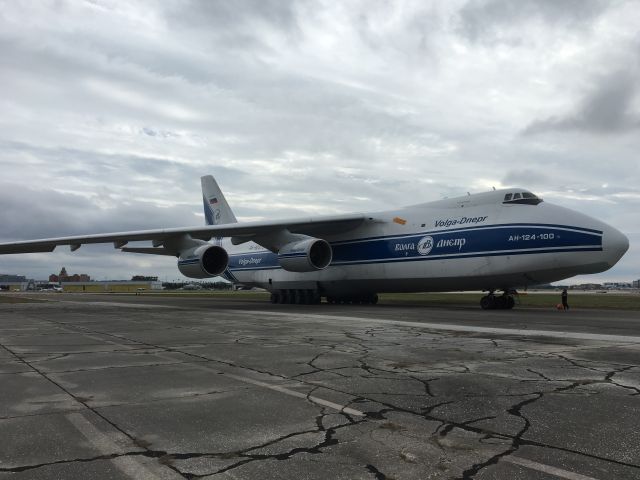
[394,235,466,256]
[417,236,434,255]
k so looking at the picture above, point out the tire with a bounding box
[278,290,287,304]
[303,290,312,305]
[480,296,494,310]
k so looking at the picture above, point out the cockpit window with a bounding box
[502,191,543,205]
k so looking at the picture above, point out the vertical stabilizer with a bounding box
[201,175,237,226]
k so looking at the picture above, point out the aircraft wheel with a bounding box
[506,296,515,309]
[304,290,314,305]
[480,295,494,310]
[365,294,378,305]
[278,290,288,304]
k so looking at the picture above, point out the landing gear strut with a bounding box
[270,290,380,306]
[270,289,321,305]
[480,291,516,310]
[326,294,378,305]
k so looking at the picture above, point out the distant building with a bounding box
[633,279,640,289]
[49,267,90,283]
[0,273,31,291]
[61,280,162,293]
[0,274,27,283]
[603,282,633,289]
[571,283,603,290]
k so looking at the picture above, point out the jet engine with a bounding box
[278,238,332,272]
[178,244,228,278]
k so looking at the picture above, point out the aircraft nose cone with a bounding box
[603,225,629,267]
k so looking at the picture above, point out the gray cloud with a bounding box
[0,1,638,283]
[0,183,198,240]
[457,0,610,43]
[502,169,552,187]
[524,71,640,134]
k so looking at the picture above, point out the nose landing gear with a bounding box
[480,290,516,310]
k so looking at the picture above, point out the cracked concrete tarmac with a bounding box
[1,293,640,479]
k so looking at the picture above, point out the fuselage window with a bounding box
[504,193,512,201]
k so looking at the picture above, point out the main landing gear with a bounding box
[480,291,516,310]
[270,289,321,305]
[269,290,380,305]
[326,294,378,305]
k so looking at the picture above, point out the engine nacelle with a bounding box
[278,238,332,272]
[178,245,228,279]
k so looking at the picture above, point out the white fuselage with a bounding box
[218,190,628,296]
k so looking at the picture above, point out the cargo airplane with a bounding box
[0,176,629,309]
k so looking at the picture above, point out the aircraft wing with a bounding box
[0,213,368,255]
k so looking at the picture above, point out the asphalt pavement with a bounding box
[1,293,639,479]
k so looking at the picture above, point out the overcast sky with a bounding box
[0,0,638,284]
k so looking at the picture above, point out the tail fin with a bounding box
[201,175,237,225]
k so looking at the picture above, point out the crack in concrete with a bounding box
[365,463,388,479]
[8,308,640,479]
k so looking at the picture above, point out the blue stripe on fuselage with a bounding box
[226,224,603,272]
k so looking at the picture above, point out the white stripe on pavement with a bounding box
[66,412,182,480]
[183,361,365,417]
[504,456,602,480]
[236,310,640,344]
[223,372,365,417]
